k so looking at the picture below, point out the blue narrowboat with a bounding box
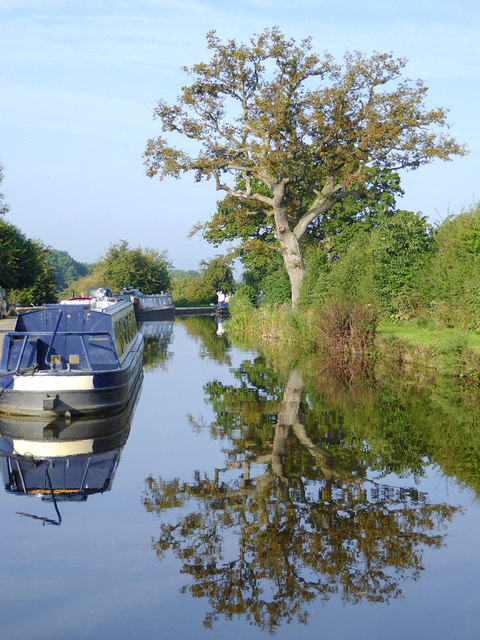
[0,299,143,418]
[115,287,175,320]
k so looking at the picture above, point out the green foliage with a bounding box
[368,210,434,313]
[175,255,236,306]
[205,169,405,304]
[0,219,57,307]
[207,168,403,255]
[182,275,211,305]
[59,241,171,299]
[233,203,480,350]
[0,219,41,290]
[465,283,480,330]
[199,255,235,295]
[9,241,57,306]
[199,177,280,284]
[201,178,276,248]
[231,284,256,307]
[332,234,376,304]
[47,249,93,292]
[102,240,171,294]
[318,169,403,257]
[56,264,108,299]
[298,247,331,308]
[416,203,480,329]
[299,210,434,318]
[169,268,199,279]
[201,170,404,303]
[169,274,192,306]
[226,286,256,333]
[262,265,291,305]
[0,164,9,217]
[170,269,203,306]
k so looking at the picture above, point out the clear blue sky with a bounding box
[1,0,478,269]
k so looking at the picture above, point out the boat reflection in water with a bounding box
[139,320,174,340]
[0,379,142,525]
[140,320,174,371]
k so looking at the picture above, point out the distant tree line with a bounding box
[62,240,172,298]
[1,164,175,305]
[170,255,235,306]
[47,250,94,292]
[0,166,56,306]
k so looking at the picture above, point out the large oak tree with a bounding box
[144,28,466,305]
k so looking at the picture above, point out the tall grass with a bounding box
[228,294,294,349]
[228,296,377,381]
[313,299,377,381]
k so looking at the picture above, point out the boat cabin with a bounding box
[0,301,138,375]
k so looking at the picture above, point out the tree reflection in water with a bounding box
[143,358,459,632]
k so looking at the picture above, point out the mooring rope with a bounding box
[0,365,38,378]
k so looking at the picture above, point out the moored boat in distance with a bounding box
[117,287,175,321]
[214,303,230,318]
[214,290,231,318]
[0,297,143,418]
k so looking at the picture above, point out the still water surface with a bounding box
[1,317,480,639]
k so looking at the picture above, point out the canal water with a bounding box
[1,316,480,639]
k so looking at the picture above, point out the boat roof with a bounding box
[13,301,133,334]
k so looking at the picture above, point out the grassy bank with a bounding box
[378,322,480,352]
[226,297,480,385]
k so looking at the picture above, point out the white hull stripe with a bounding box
[12,438,95,457]
[12,375,95,392]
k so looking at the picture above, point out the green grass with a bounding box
[378,322,480,351]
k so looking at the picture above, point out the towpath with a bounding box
[0,318,17,354]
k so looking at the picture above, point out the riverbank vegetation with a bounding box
[223,201,480,384]
[140,25,477,374]
[230,200,480,321]
[1,166,56,306]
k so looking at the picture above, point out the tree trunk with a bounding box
[273,370,304,477]
[278,231,305,308]
[273,193,305,308]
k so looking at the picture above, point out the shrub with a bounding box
[298,247,331,308]
[314,298,378,381]
[233,284,257,306]
[262,266,291,304]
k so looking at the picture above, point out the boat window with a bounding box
[86,335,118,369]
[5,336,39,371]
